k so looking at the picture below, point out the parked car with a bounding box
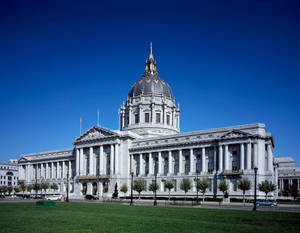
[45,195,63,201]
[256,200,277,206]
[85,195,97,200]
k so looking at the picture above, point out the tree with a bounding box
[51,183,59,192]
[20,182,27,194]
[180,178,192,200]
[0,186,8,196]
[290,184,299,200]
[258,180,276,200]
[218,180,229,198]
[112,183,118,198]
[165,180,174,201]
[133,178,146,199]
[120,184,128,198]
[27,184,33,193]
[14,187,20,194]
[237,178,251,206]
[197,178,210,202]
[7,186,13,196]
[148,180,160,199]
[33,183,41,193]
[41,183,49,194]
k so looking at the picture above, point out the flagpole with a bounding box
[97,108,100,127]
[80,117,82,135]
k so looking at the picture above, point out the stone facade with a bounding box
[18,44,276,200]
[274,156,300,197]
[0,161,18,187]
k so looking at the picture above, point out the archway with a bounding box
[103,182,108,193]
[82,183,87,195]
[92,182,97,195]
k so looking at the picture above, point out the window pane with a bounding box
[156,113,160,123]
[167,115,170,125]
[145,113,149,123]
[135,114,139,124]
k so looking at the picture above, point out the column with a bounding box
[149,153,153,175]
[89,147,94,175]
[201,147,206,174]
[246,142,251,169]
[51,162,54,179]
[100,145,104,175]
[224,145,229,170]
[267,144,273,171]
[62,161,65,179]
[213,146,217,172]
[110,145,114,175]
[76,149,79,176]
[80,148,84,175]
[128,106,132,125]
[68,161,72,177]
[115,144,119,174]
[46,163,49,179]
[218,145,223,172]
[171,109,175,127]
[257,140,265,173]
[168,151,172,175]
[163,104,166,126]
[178,149,183,174]
[151,103,155,123]
[139,154,144,176]
[158,152,162,175]
[240,143,245,170]
[189,148,194,174]
[253,143,258,169]
[57,162,60,179]
[25,165,29,181]
[40,164,44,179]
[129,154,132,173]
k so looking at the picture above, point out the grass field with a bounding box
[0,202,299,233]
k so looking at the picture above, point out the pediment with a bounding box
[18,156,29,163]
[73,126,117,144]
[219,129,252,139]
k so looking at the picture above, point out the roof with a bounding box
[274,156,295,163]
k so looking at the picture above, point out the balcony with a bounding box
[77,175,111,180]
[222,169,244,176]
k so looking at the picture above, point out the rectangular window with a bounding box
[135,114,139,124]
[145,113,149,123]
[232,179,237,191]
[232,151,238,171]
[167,115,170,125]
[156,113,161,123]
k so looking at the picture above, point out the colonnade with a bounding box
[278,178,300,190]
[130,141,273,176]
[21,160,73,182]
[75,143,120,176]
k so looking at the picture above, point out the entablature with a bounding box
[19,148,74,164]
[130,127,273,153]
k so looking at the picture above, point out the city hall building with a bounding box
[18,45,276,200]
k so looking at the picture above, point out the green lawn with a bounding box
[0,202,299,233]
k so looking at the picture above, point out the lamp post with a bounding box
[130,172,134,206]
[66,163,69,202]
[154,157,158,206]
[196,170,199,205]
[253,167,258,211]
[35,165,38,199]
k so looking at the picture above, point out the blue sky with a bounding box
[0,0,299,164]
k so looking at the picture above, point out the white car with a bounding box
[45,195,63,201]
